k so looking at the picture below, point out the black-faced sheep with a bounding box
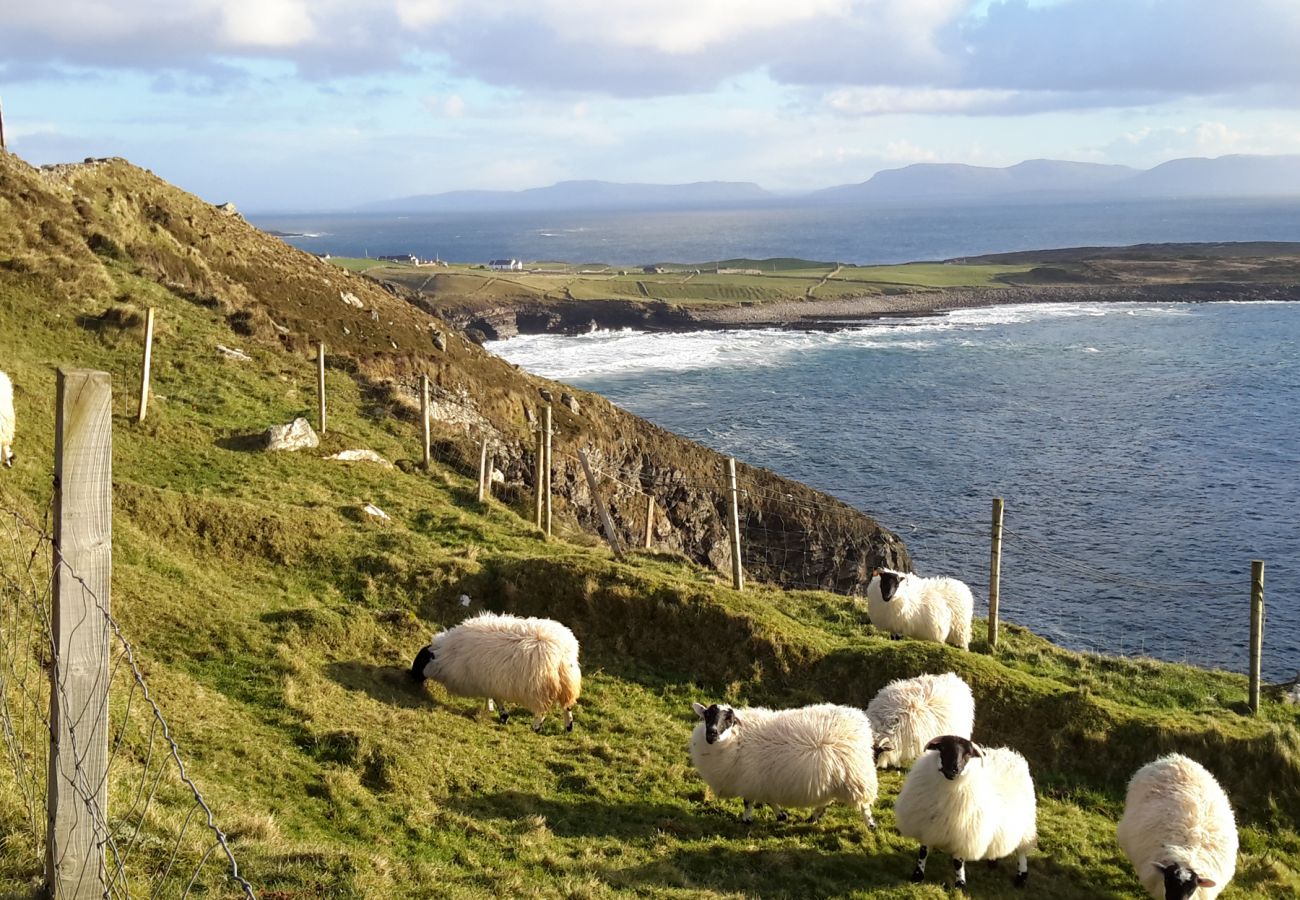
[1116,754,1237,899]
[689,702,878,828]
[894,735,1037,889]
[410,612,581,733]
[865,567,973,650]
[866,672,974,769]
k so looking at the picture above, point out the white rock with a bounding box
[216,344,252,362]
[362,503,390,522]
[490,468,505,484]
[264,417,319,452]
[326,449,394,468]
[340,291,364,309]
[459,594,472,607]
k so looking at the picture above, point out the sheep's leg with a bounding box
[808,805,829,823]
[1013,851,1028,888]
[773,804,787,823]
[741,800,755,824]
[861,805,877,830]
[890,632,902,641]
[910,846,928,882]
[531,713,546,733]
[952,857,967,890]
[484,698,495,713]
[564,707,574,732]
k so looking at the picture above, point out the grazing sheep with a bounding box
[867,672,975,769]
[895,735,1037,889]
[689,702,878,828]
[866,567,973,650]
[0,371,13,468]
[1117,754,1238,900]
[410,612,581,733]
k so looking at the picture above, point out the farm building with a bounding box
[489,259,524,271]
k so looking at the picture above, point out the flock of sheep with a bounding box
[0,371,1239,896]
[409,571,1239,898]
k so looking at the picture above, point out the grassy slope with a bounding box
[1,155,1299,898]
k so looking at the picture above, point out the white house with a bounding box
[489,259,523,271]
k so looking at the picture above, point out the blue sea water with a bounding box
[492,303,1300,680]
[253,196,1300,266]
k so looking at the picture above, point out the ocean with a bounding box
[491,302,1300,681]
[253,196,1300,266]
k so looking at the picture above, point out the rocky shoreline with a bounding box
[446,280,1300,340]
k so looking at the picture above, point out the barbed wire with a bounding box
[0,492,257,899]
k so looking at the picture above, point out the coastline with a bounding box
[456,281,1300,339]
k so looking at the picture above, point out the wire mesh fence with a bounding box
[0,486,255,899]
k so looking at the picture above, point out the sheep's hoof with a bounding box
[498,712,509,725]
[910,867,924,884]
[565,720,574,733]
[890,633,902,641]
[1013,872,1028,889]
[531,722,543,734]
[775,811,788,823]
[867,817,878,831]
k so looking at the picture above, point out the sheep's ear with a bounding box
[969,742,984,758]
[691,702,708,719]
[1196,878,1216,888]
[924,737,945,751]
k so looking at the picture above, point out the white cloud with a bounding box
[1105,120,1300,164]
[218,0,315,47]
[825,86,1020,116]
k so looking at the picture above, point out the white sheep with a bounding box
[0,371,14,469]
[865,567,973,650]
[895,735,1037,889]
[410,611,581,733]
[866,672,974,769]
[1116,754,1238,900]
[689,701,878,828]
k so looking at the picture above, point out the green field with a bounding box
[2,154,1299,898]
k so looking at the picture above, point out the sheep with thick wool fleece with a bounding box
[895,735,1037,889]
[0,372,14,468]
[866,568,972,650]
[1117,754,1237,900]
[410,612,581,733]
[866,672,974,769]
[689,702,878,827]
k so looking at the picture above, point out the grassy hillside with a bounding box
[1,152,1299,898]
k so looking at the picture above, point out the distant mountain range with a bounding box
[357,154,1300,213]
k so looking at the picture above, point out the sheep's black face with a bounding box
[1161,863,1214,900]
[877,570,902,603]
[924,735,981,780]
[693,703,737,744]
[410,646,435,682]
[873,740,893,764]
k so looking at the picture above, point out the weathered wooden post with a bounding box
[0,96,6,152]
[420,374,431,470]
[543,405,553,536]
[316,342,327,435]
[726,458,744,591]
[477,437,489,503]
[1249,560,1265,715]
[48,369,112,899]
[136,306,155,423]
[643,495,655,549]
[578,449,623,560]
[534,428,545,529]
[988,497,1004,651]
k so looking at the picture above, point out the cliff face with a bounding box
[0,152,909,590]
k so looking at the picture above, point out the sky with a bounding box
[3,0,1299,211]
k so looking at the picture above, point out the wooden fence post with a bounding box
[578,449,623,560]
[988,497,1004,651]
[726,458,744,591]
[420,375,431,470]
[543,405,553,536]
[48,369,112,899]
[1249,560,1265,715]
[644,495,655,549]
[316,342,327,435]
[477,437,489,503]
[136,307,154,423]
[534,428,544,529]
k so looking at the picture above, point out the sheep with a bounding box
[0,371,14,469]
[866,672,974,769]
[410,611,581,733]
[689,701,878,828]
[1116,754,1238,900]
[894,735,1037,890]
[865,567,973,650]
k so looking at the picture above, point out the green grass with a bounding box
[1,154,1298,898]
